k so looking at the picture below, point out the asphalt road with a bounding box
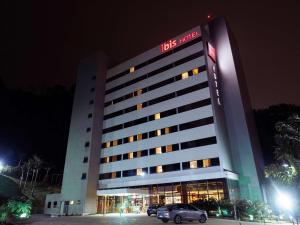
[21,214,294,225]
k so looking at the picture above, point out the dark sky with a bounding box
[2,0,300,109]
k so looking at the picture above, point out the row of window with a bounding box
[102,116,214,149]
[105,51,204,95]
[99,157,220,180]
[103,98,211,134]
[104,66,206,108]
[103,80,209,121]
[100,136,216,164]
[106,37,202,83]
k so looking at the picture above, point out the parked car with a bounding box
[157,203,207,224]
[147,204,162,216]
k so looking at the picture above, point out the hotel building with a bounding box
[45,17,265,215]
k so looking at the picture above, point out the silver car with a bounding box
[157,203,207,224]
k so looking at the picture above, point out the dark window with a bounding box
[148,93,175,106]
[88,113,93,118]
[100,158,106,164]
[179,117,214,131]
[122,169,137,177]
[103,110,123,120]
[123,153,128,160]
[86,127,91,132]
[150,167,156,174]
[99,171,121,180]
[211,157,220,166]
[81,173,87,180]
[180,136,217,150]
[47,202,51,208]
[89,100,94,105]
[160,108,177,118]
[163,163,181,172]
[84,142,90,147]
[83,157,88,163]
[177,82,209,97]
[141,150,148,156]
[178,99,211,113]
[182,162,190,170]
[103,124,123,134]
[53,201,57,208]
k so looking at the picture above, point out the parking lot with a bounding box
[22,214,293,225]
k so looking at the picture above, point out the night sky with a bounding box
[2,0,300,109]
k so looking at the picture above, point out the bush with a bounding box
[0,199,32,224]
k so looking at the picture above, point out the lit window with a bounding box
[128,152,134,159]
[165,127,170,134]
[113,140,118,146]
[137,151,142,157]
[130,67,135,73]
[156,129,161,136]
[155,113,160,120]
[106,142,111,148]
[190,160,197,169]
[137,103,143,110]
[181,71,189,79]
[137,168,143,176]
[155,147,162,154]
[111,172,116,178]
[192,68,199,75]
[137,133,142,140]
[129,136,134,143]
[134,89,142,96]
[203,159,211,168]
[166,145,173,152]
[105,157,110,163]
[156,166,163,173]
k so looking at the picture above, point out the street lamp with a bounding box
[276,191,294,211]
[0,160,4,173]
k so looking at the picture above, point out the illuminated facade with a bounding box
[45,17,265,215]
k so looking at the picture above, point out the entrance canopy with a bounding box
[97,188,149,196]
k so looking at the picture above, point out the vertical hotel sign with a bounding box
[160,31,200,53]
[208,42,221,106]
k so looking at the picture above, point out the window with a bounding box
[129,136,134,143]
[88,113,92,118]
[106,142,111,148]
[47,202,51,208]
[156,166,163,173]
[83,157,88,163]
[105,157,110,163]
[180,137,217,150]
[181,71,189,79]
[137,133,142,140]
[84,142,90,147]
[113,140,118,146]
[130,67,135,73]
[111,172,117,179]
[190,160,197,169]
[163,163,180,172]
[211,157,220,166]
[156,129,161,136]
[86,127,91,133]
[164,127,170,134]
[154,113,160,120]
[166,145,173,152]
[53,201,57,208]
[203,159,211,168]
[137,103,143,110]
[128,152,134,159]
[137,168,143,176]
[81,173,87,180]
[134,89,142,96]
[155,147,162,154]
[192,68,199,75]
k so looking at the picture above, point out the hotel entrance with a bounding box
[97,188,150,214]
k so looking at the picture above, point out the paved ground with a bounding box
[19,214,294,225]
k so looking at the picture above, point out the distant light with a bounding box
[20,213,27,218]
[0,161,4,172]
[282,163,289,167]
[207,14,212,19]
[276,191,293,211]
[140,172,145,177]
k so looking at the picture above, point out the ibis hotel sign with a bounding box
[160,31,200,53]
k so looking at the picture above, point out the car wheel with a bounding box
[162,218,169,223]
[147,212,151,216]
[199,214,207,223]
[174,215,182,224]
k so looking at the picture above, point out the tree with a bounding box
[265,114,300,187]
